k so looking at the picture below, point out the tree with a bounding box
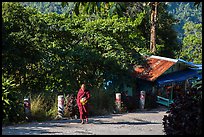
[72,13,147,87]
[167,2,202,44]
[61,2,126,18]
[2,2,46,93]
[179,22,202,64]
[22,2,179,57]
[2,2,147,94]
[149,2,159,53]
[20,2,68,14]
[194,2,201,8]
[137,2,179,58]
[3,2,180,96]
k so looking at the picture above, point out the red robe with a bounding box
[77,88,90,120]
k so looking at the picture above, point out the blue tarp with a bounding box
[178,59,202,69]
[190,64,202,70]
[156,69,201,86]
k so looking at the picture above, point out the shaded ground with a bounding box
[2,106,168,135]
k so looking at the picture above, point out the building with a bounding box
[132,55,202,107]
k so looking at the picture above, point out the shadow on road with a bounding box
[2,125,64,135]
[90,119,161,125]
[2,119,79,135]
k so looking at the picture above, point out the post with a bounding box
[58,95,64,118]
[24,97,31,121]
[140,91,146,109]
[115,93,121,113]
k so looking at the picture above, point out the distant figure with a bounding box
[77,84,90,124]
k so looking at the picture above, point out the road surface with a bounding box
[2,107,168,135]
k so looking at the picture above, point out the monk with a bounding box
[77,84,90,124]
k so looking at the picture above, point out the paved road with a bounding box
[2,107,168,135]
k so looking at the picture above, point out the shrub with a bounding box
[2,74,25,125]
[31,93,58,121]
[64,93,78,119]
[120,92,137,113]
[88,88,115,116]
[30,94,47,121]
[162,79,202,135]
[47,95,58,119]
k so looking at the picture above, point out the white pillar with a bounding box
[115,93,121,113]
[140,91,146,109]
[58,95,64,117]
[24,97,31,121]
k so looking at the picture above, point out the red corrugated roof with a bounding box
[133,56,177,81]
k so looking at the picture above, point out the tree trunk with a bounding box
[150,2,158,53]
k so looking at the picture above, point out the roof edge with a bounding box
[149,55,178,62]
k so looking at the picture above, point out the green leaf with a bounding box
[109,5,116,17]
[3,99,10,105]
[74,3,80,16]
[61,2,67,8]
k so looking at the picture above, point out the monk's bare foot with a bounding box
[81,121,84,124]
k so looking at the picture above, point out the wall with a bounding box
[123,84,133,96]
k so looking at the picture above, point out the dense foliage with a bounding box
[167,2,202,43]
[20,2,68,14]
[141,3,179,57]
[162,79,202,135]
[2,2,146,123]
[20,2,181,58]
[179,22,202,64]
[2,74,25,125]
[167,2,202,64]
[3,2,144,93]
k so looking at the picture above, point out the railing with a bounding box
[156,96,174,107]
